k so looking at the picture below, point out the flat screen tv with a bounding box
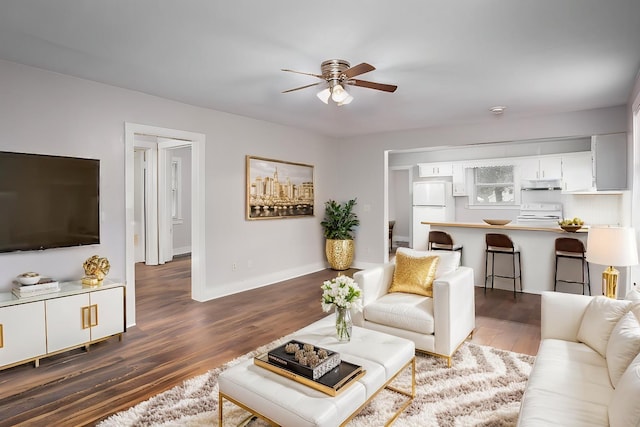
[0,151,100,253]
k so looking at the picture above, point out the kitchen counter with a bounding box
[418,222,600,295]
[422,221,588,233]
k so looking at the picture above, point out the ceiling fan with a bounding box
[282,59,397,106]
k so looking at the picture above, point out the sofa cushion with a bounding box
[389,250,439,297]
[517,339,611,427]
[609,351,640,427]
[576,296,631,357]
[396,247,459,278]
[606,310,640,388]
[363,292,434,335]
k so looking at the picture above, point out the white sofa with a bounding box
[352,248,475,366]
[517,291,640,427]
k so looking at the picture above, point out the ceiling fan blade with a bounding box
[282,82,323,93]
[343,63,375,78]
[281,69,325,79]
[350,79,398,93]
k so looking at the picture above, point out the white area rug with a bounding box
[98,338,534,427]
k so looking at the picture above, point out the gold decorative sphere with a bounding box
[83,255,110,283]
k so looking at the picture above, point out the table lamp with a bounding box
[586,226,638,299]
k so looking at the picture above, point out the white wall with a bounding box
[389,169,411,244]
[0,59,334,324]
[335,106,629,267]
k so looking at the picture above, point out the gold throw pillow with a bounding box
[389,252,440,297]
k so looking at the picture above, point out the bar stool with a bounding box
[485,233,522,298]
[428,231,463,262]
[427,231,462,254]
[554,237,590,295]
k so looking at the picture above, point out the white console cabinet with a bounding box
[0,301,46,368]
[0,281,124,370]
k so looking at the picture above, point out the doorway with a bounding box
[133,137,193,265]
[125,123,206,326]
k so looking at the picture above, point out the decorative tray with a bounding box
[254,353,365,396]
[266,340,340,380]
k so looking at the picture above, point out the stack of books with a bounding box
[12,278,60,298]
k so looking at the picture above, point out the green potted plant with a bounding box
[320,198,360,270]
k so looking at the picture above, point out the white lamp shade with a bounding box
[586,226,639,267]
[316,88,331,104]
[337,94,354,106]
[331,84,349,103]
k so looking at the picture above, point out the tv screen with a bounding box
[0,151,100,253]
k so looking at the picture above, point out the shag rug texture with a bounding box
[98,338,534,427]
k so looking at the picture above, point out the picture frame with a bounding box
[246,156,315,220]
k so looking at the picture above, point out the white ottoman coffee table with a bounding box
[218,316,415,427]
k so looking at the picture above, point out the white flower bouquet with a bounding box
[321,275,363,312]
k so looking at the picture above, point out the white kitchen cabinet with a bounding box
[418,162,453,177]
[561,152,593,191]
[520,156,562,180]
[0,281,124,370]
[452,163,467,196]
[46,287,124,353]
[0,301,46,368]
[592,133,627,190]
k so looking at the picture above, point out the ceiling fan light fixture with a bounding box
[316,87,331,104]
[331,84,349,103]
[338,94,354,106]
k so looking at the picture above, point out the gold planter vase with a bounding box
[325,239,354,271]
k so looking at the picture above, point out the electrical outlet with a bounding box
[232,263,237,271]
[247,260,254,269]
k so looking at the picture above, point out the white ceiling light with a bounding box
[316,87,331,104]
[331,84,349,103]
[489,106,506,115]
[338,94,354,106]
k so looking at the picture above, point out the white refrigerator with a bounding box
[412,181,455,250]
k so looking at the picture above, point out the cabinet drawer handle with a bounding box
[90,304,98,327]
[82,306,91,329]
[0,324,3,349]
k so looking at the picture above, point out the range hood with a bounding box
[521,179,562,190]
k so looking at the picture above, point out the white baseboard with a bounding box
[199,262,327,301]
[173,246,191,256]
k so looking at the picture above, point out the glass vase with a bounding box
[335,306,352,342]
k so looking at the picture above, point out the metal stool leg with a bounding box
[512,251,517,298]
[518,251,523,293]
[491,251,496,290]
[484,250,489,293]
[554,254,559,291]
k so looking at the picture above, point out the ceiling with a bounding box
[1,1,639,138]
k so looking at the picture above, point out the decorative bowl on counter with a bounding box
[560,225,582,232]
[17,272,41,285]
[483,219,511,226]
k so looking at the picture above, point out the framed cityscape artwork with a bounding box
[246,156,315,220]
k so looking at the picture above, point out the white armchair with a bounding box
[352,248,475,366]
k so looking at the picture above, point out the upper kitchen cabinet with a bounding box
[418,162,453,177]
[452,163,467,196]
[520,156,562,181]
[561,152,593,191]
[592,133,627,191]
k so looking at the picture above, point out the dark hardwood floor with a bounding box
[0,256,540,426]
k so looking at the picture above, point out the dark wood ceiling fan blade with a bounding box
[281,69,325,79]
[350,79,398,92]
[282,82,323,93]
[343,63,375,78]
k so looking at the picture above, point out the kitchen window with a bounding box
[472,165,515,205]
